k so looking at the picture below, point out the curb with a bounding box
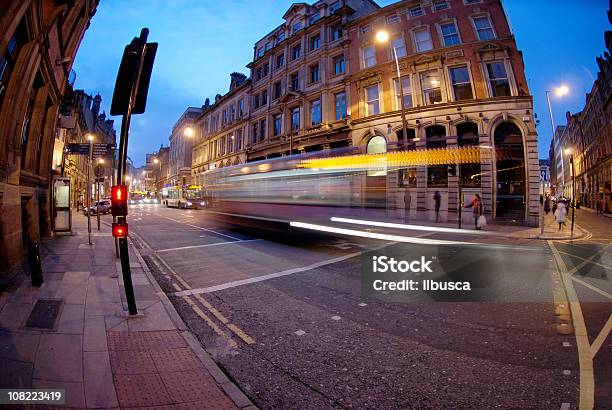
[125,230,257,410]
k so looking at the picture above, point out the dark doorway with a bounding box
[494,122,526,223]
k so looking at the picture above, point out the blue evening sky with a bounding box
[72,0,609,166]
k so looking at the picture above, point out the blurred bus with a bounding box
[164,185,207,209]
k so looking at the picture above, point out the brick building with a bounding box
[190,0,540,225]
[556,6,612,212]
[168,107,202,187]
[0,0,99,285]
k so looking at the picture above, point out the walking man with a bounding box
[433,190,441,223]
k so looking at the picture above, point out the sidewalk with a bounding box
[0,213,254,409]
[505,212,588,240]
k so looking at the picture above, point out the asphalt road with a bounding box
[120,204,611,409]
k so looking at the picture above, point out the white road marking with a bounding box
[186,223,242,241]
[173,242,392,297]
[331,315,341,321]
[156,239,261,253]
[358,303,367,307]
[571,276,612,300]
[331,216,502,236]
[295,330,306,336]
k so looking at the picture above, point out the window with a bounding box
[257,47,264,58]
[262,63,269,76]
[310,99,321,126]
[361,25,371,34]
[386,14,400,25]
[238,99,244,116]
[273,115,282,136]
[464,0,482,3]
[335,92,347,120]
[486,62,511,97]
[457,122,480,187]
[230,105,235,121]
[432,0,449,11]
[329,1,341,14]
[227,134,233,153]
[310,64,320,83]
[293,22,302,34]
[426,125,448,186]
[394,76,413,109]
[421,71,442,104]
[409,6,424,17]
[333,55,345,75]
[449,66,473,101]
[309,11,320,25]
[291,44,301,60]
[291,107,300,131]
[362,46,376,68]
[251,123,258,143]
[273,81,282,99]
[310,35,321,51]
[261,90,268,106]
[440,22,460,46]
[473,16,495,40]
[414,28,433,52]
[365,85,380,116]
[236,129,243,150]
[332,26,343,41]
[259,120,266,141]
[391,37,407,58]
[265,42,273,51]
[291,73,300,91]
[276,53,284,69]
[277,32,285,44]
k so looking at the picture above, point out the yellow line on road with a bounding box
[590,314,612,358]
[182,295,237,349]
[557,249,612,271]
[549,241,594,410]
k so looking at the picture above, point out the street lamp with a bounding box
[183,126,195,137]
[153,158,162,198]
[543,85,569,235]
[565,148,576,234]
[85,133,95,244]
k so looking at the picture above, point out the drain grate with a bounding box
[25,299,63,330]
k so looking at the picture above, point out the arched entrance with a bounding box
[494,122,526,223]
[365,135,387,208]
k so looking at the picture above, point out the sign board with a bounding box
[93,143,115,157]
[66,143,90,155]
[539,166,549,182]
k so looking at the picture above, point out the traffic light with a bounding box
[447,164,457,176]
[111,185,128,216]
[112,222,128,238]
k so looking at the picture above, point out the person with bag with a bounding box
[554,201,567,231]
[464,194,485,230]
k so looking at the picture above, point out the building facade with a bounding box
[555,6,612,212]
[190,0,540,226]
[0,0,99,285]
[168,107,202,188]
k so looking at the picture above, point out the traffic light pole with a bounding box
[115,29,151,316]
[458,162,462,229]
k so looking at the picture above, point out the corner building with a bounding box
[192,0,540,226]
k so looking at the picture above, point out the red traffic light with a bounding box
[111,185,128,216]
[112,222,128,238]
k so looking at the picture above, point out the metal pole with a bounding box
[571,157,575,233]
[87,140,92,245]
[96,164,101,231]
[458,164,462,229]
[392,46,409,151]
[116,28,150,316]
[546,91,564,196]
[540,178,545,236]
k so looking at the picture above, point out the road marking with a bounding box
[549,241,594,410]
[156,239,261,253]
[358,303,367,307]
[295,330,306,336]
[564,244,612,276]
[557,249,612,271]
[590,314,612,357]
[571,276,612,301]
[186,223,243,241]
[331,316,341,321]
[330,216,502,236]
[173,242,392,297]
[182,295,237,349]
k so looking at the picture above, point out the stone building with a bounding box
[190,0,540,226]
[0,0,99,285]
[557,8,612,212]
[168,107,202,187]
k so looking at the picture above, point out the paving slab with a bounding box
[83,315,108,352]
[84,351,119,408]
[32,378,86,408]
[33,334,83,382]
[0,329,41,362]
[56,303,85,334]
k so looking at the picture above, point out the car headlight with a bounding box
[200,202,205,206]
[186,202,192,206]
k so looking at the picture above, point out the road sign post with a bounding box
[110,28,157,316]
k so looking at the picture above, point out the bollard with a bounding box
[27,241,43,287]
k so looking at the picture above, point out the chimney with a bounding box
[229,72,247,91]
[92,93,102,119]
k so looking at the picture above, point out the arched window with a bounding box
[425,125,447,186]
[366,135,387,154]
[494,121,525,220]
[457,122,480,187]
[396,128,417,150]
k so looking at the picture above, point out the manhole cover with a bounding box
[25,299,63,330]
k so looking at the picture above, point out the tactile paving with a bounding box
[150,347,202,373]
[107,330,187,351]
[109,350,157,374]
[114,373,173,407]
[160,370,229,404]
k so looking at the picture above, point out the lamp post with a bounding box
[543,85,569,235]
[565,148,576,234]
[153,158,161,198]
[95,158,105,231]
[376,30,408,150]
[86,133,94,245]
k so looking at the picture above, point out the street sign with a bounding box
[66,143,90,155]
[93,143,115,157]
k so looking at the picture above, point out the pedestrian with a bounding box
[433,190,441,223]
[599,196,605,214]
[552,200,557,215]
[554,201,567,231]
[464,193,484,230]
[404,190,411,223]
[544,195,551,215]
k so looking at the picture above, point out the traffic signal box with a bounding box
[112,222,128,238]
[111,185,128,216]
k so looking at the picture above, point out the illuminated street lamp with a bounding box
[183,126,195,137]
[542,85,570,235]
[85,133,95,244]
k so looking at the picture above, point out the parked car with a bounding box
[83,200,111,215]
